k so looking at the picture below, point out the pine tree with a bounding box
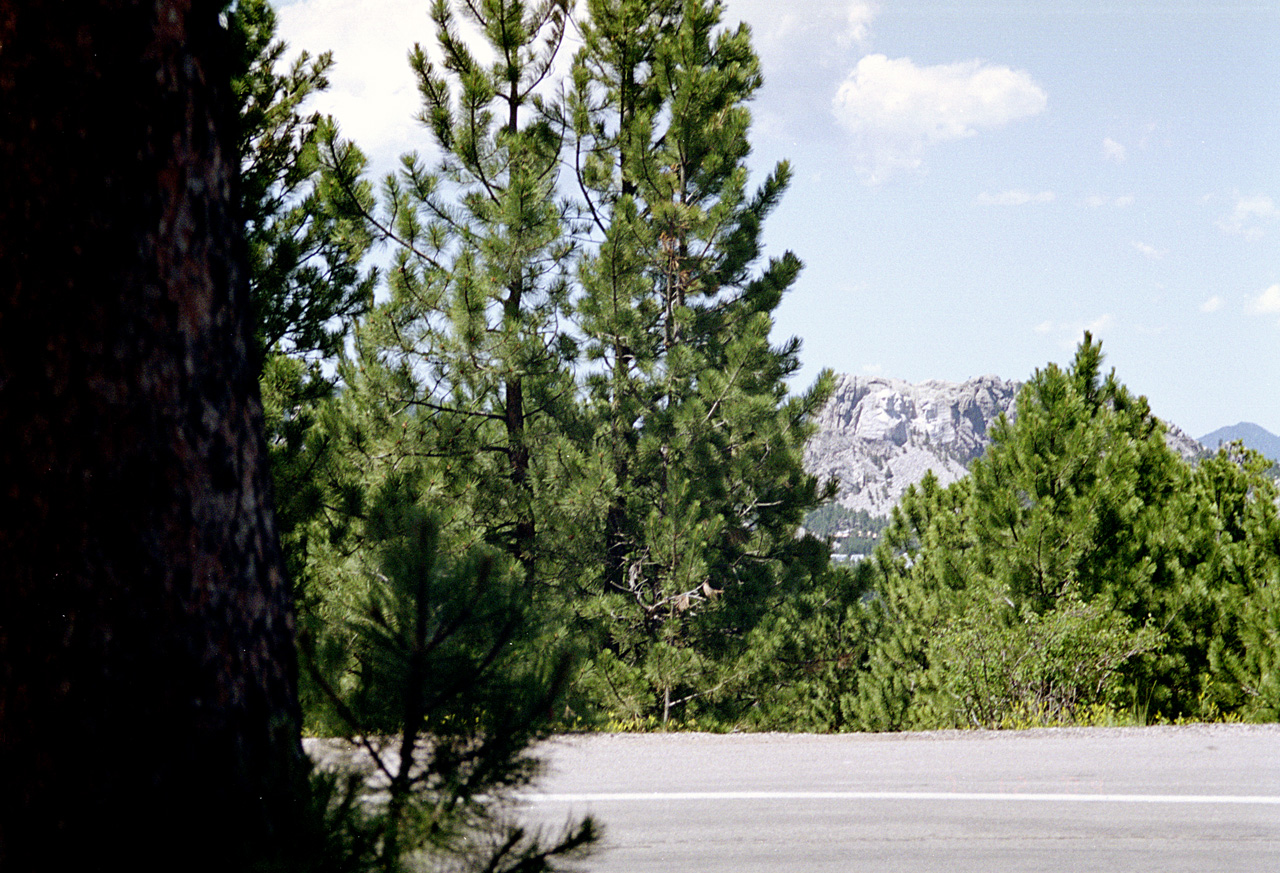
[269,3,598,867]
[858,335,1280,728]
[302,494,597,872]
[228,0,376,607]
[230,0,374,364]
[566,0,835,725]
[857,471,978,729]
[963,334,1195,717]
[967,332,1187,615]
[1187,444,1280,718]
[219,6,597,868]
[326,0,578,586]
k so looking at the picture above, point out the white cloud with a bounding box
[832,54,1047,183]
[1034,315,1114,348]
[1218,192,1278,241]
[726,0,875,57]
[1249,284,1280,315]
[977,189,1054,206]
[1087,313,1115,334]
[728,5,802,55]
[1102,137,1126,163]
[843,1,879,45]
[1132,241,1166,260]
[276,0,581,177]
[862,363,885,375]
[277,0,443,174]
[1200,296,1224,313]
[1085,194,1135,208]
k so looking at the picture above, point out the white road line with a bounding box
[520,791,1280,805]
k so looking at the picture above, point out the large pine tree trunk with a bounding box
[0,2,306,869]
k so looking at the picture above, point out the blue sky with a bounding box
[277,0,1280,438]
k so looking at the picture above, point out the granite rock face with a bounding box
[804,374,1021,517]
[804,373,1205,518]
[1164,423,1209,465]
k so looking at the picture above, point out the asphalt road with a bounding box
[517,725,1280,872]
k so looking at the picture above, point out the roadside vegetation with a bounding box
[241,0,1280,736]
[856,335,1280,731]
[232,0,1280,863]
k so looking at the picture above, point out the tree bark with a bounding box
[0,2,306,869]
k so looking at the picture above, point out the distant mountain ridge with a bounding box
[1198,422,1280,462]
[805,373,1207,518]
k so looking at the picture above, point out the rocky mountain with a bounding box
[1198,422,1280,462]
[804,374,1021,517]
[805,373,1207,518]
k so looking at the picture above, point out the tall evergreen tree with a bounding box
[326,0,578,586]
[566,0,835,724]
[967,333,1187,616]
[230,0,374,364]
[216,7,598,869]
[227,0,376,605]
